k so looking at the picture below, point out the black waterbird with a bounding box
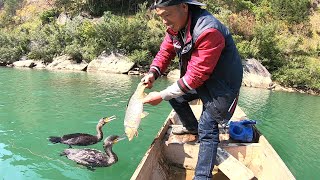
[48,116,116,147]
[60,135,126,170]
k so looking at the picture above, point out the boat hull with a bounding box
[131,104,295,180]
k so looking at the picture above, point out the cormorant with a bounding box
[49,116,116,147]
[60,135,126,170]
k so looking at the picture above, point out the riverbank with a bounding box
[1,55,319,96]
[1,0,319,97]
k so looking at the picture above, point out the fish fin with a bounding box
[141,111,149,119]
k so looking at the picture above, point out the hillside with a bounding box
[0,0,319,94]
[310,9,320,52]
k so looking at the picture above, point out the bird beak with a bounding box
[103,115,116,123]
[114,135,127,143]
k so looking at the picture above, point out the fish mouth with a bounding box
[125,127,137,141]
[127,136,134,141]
[103,115,116,123]
[139,82,148,87]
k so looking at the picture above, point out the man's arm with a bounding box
[148,33,176,79]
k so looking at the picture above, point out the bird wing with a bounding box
[62,133,92,139]
[77,149,105,166]
[62,133,97,145]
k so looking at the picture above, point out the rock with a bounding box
[87,52,135,74]
[46,55,88,71]
[33,61,47,69]
[13,59,36,68]
[167,69,180,81]
[273,83,295,93]
[0,61,7,66]
[128,70,140,75]
[311,0,320,10]
[56,13,70,25]
[242,58,273,89]
[0,0,3,10]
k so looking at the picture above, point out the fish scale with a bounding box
[124,82,148,141]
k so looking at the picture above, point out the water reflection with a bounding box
[239,86,271,116]
[0,143,36,179]
[0,143,13,158]
[0,141,92,179]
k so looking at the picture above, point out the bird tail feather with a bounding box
[49,136,62,143]
[60,151,67,156]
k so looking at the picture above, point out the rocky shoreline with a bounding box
[1,54,318,96]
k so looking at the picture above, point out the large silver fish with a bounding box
[124,82,148,141]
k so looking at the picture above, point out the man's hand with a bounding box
[141,73,155,89]
[143,91,163,106]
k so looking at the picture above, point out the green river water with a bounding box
[0,67,319,180]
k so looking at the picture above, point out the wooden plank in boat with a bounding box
[216,147,255,180]
[164,142,256,180]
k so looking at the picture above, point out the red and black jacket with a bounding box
[150,8,243,100]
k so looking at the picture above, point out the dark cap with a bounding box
[151,0,206,9]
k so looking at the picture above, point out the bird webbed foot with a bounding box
[86,166,96,171]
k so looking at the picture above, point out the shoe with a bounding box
[171,125,198,135]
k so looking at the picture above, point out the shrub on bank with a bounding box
[27,24,65,63]
[23,3,164,64]
[0,30,28,63]
[273,56,320,91]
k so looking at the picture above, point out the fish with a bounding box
[124,82,148,141]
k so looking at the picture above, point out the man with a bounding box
[142,0,243,179]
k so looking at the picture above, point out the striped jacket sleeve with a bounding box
[148,33,176,79]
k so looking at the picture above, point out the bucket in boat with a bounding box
[229,120,256,142]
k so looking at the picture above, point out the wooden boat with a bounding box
[131,101,296,180]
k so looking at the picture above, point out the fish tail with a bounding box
[49,136,62,144]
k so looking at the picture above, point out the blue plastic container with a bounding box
[229,120,256,142]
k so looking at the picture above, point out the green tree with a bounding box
[27,24,65,62]
[0,30,29,63]
[271,0,310,24]
[54,0,154,16]
[0,0,23,27]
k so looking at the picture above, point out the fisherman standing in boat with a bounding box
[142,0,243,179]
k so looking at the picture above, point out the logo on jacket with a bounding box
[173,41,181,49]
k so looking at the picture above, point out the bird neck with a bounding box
[96,124,103,141]
[104,145,118,163]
